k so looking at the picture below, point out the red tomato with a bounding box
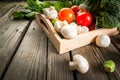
[71,5,79,17]
[76,12,92,27]
[58,8,75,23]
[89,22,95,31]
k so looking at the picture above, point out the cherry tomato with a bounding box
[58,8,75,23]
[89,22,95,31]
[71,5,79,17]
[76,12,92,27]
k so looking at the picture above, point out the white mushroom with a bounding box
[43,6,58,19]
[80,26,89,33]
[61,25,77,39]
[79,4,88,10]
[96,34,111,47]
[69,54,89,73]
[76,26,82,34]
[62,20,68,26]
[54,21,63,32]
[69,22,78,28]
[54,20,68,33]
[69,23,82,34]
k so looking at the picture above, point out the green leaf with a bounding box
[12,12,25,20]
[25,12,35,19]
[27,0,42,12]
[43,1,53,8]
[53,1,64,12]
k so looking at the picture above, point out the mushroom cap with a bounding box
[49,10,58,19]
[69,23,82,34]
[61,25,78,39]
[96,34,111,47]
[79,4,88,10]
[73,54,89,73]
[54,20,68,32]
[70,22,78,28]
[54,21,63,32]
[80,26,89,33]
[43,7,58,19]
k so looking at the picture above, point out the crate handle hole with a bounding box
[40,19,48,30]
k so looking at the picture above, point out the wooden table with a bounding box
[0,1,120,80]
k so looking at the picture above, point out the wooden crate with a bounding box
[35,14,119,54]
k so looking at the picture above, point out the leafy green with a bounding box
[12,11,35,20]
[27,0,42,12]
[53,1,64,12]
[96,11,120,29]
[12,12,25,20]
[97,0,120,30]
[13,0,73,20]
[82,0,120,30]
[71,0,85,5]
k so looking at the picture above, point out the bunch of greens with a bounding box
[13,0,72,20]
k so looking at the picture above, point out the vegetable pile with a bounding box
[13,0,120,31]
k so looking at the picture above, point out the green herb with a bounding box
[12,0,73,20]
[12,11,35,20]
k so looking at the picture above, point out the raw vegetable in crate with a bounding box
[58,8,75,23]
[12,0,120,31]
[43,6,58,19]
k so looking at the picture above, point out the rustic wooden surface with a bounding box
[0,2,120,80]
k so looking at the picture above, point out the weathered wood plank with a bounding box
[0,20,29,79]
[47,42,74,80]
[91,39,120,80]
[0,2,17,17]
[71,45,109,80]
[0,2,9,9]
[71,38,120,80]
[3,20,48,80]
[0,2,27,24]
[111,34,120,49]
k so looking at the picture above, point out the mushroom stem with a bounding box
[69,62,76,71]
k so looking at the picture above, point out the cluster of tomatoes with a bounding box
[58,5,95,31]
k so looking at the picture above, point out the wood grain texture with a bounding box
[0,2,17,17]
[0,2,26,24]
[0,2,9,9]
[94,35,120,80]
[111,34,120,49]
[3,20,48,80]
[0,20,29,79]
[47,41,74,80]
[71,36,120,80]
[71,45,109,80]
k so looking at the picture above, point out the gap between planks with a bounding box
[0,20,31,80]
